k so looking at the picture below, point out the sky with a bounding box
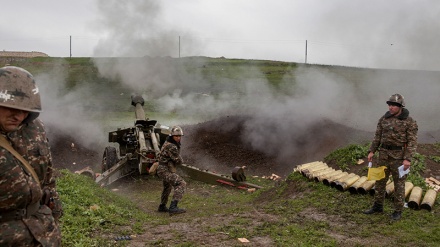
[2,0,440,71]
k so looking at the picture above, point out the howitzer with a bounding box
[77,95,262,190]
[95,95,171,186]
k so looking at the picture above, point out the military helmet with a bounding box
[170,126,184,136]
[0,66,42,123]
[386,93,405,107]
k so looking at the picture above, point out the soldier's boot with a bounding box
[391,211,402,221]
[169,200,186,215]
[158,204,169,212]
[363,203,383,214]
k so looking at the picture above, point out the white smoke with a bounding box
[36,63,107,149]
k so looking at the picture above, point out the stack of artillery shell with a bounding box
[299,163,329,177]
[421,189,437,211]
[330,173,355,188]
[348,176,368,194]
[305,167,335,180]
[323,171,348,186]
[369,179,392,196]
[385,181,395,196]
[315,170,343,183]
[357,180,376,195]
[408,186,423,209]
[384,181,414,198]
[294,161,326,173]
[294,161,438,211]
[404,181,414,198]
[335,173,360,191]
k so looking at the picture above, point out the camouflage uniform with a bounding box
[0,119,61,247]
[369,107,418,212]
[156,136,186,205]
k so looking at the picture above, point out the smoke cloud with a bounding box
[36,63,109,149]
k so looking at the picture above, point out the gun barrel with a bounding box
[135,104,146,121]
[131,95,146,121]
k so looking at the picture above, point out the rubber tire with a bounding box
[102,146,118,172]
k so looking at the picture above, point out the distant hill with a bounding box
[0,50,49,57]
[0,51,49,65]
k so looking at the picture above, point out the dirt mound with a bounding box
[47,128,101,172]
[181,115,372,177]
[181,115,276,176]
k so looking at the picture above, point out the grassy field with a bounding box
[57,168,440,246]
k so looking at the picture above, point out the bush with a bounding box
[324,143,370,171]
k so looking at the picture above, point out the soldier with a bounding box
[364,93,418,220]
[156,126,187,215]
[0,66,62,246]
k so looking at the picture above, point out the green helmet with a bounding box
[386,93,405,107]
[0,66,42,123]
[170,126,184,136]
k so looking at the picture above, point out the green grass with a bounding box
[57,170,158,246]
[257,172,440,247]
[408,153,428,188]
[429,155,440,163]
[56,169,440,246]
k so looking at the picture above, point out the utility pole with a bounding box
[70,36,72,58]
[305,40,307,64]
[179,36,181,58]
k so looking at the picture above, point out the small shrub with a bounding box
[324,143,370,171]
[429,155,440,163]
[407,153,427,189]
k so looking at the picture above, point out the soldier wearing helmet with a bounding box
[156,125,187,215]
[364,93,418,221]
[170,125,184,136]
[0,66,62,246]
[386,93,405,107]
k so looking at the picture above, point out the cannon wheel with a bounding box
[102,146,118,173]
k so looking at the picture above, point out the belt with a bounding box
[381,144,403,150]
[0,202,40,222]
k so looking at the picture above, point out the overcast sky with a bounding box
[2,0,440,70]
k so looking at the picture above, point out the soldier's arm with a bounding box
[35,121,63,221]
[369,117,384,153]
[168,145,183,165]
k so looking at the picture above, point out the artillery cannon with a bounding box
[78,95,262,190]
[94,95,170,186]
